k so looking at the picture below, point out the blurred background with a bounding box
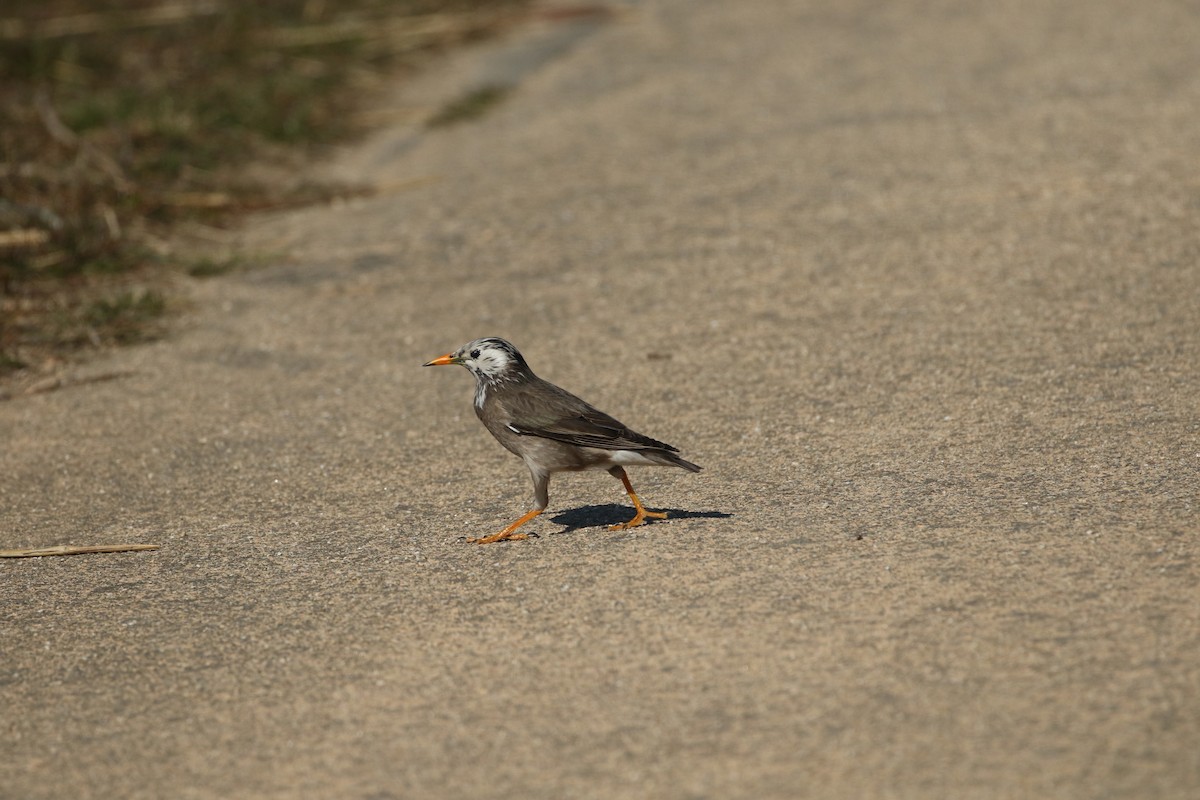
[1,0,530,376]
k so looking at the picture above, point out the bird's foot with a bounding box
[469,531,531,545]
[468,509,544,544]
[608,509,667,530]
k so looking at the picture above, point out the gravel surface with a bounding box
[3,1,1198,798]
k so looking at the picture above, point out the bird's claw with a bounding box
[468,532,531,545]
[608,510,668,530]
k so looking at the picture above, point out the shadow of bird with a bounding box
[547,504,732,535]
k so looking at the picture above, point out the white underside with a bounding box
[596,449,662,468]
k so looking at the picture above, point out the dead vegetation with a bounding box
[1,0,529,381]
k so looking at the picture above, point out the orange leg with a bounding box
[469,508,543,544]
[608,467,668,530]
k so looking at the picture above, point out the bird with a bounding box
[423,337,701,544]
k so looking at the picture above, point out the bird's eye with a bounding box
[470,349,481,359]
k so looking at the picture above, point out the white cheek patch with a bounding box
[471,350,511,379]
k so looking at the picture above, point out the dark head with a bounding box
[423,337,533,384]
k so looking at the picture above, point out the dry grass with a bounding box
[1,0,529,378]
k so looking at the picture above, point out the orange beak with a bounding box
[422,353,458,367]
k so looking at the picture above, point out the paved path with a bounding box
[3,1,1198,797]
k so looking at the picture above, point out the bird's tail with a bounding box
[648,450,702,473]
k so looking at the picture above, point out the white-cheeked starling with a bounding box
[424,337,700,543]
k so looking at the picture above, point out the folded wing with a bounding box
[502,381,680,453]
